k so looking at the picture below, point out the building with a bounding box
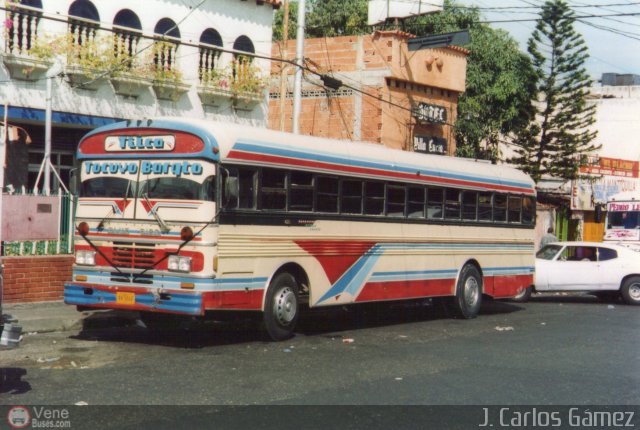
[1,0,279,194]
[571,78,640,241]
[268,30,468,155]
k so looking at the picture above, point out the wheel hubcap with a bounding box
[629,283,640,301]
[464,277,480,307]
[273,286,297,326]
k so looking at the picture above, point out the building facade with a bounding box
[268,31,468,154]
[1,0,279,193]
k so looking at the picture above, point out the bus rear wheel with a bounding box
[449,265,483,319]
[262,272,300,341]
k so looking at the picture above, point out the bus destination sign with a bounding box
[105,135,176,152]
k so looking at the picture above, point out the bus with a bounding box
[64,118,536,340]
[604,191,640,249]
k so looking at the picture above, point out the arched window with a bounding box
[199,29,223,83]
[113,9,142,65]
[231,36,257,89]
[68,0,100,60]
[5,0,43,55]
[153,18,180,74]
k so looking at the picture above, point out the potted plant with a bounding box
[230,62,267,111]
[2,32,54,81]
[197,66,233,107]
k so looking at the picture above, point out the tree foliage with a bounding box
[510,0,598,182]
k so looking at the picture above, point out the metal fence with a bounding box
[2,190,74,256]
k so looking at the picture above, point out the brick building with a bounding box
[269,30,468,155]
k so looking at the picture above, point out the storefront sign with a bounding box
[412,102,447,124]
[414,135,447,155]
[580,156,639,178]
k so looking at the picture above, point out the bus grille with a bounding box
[112,242,156,270]
[110,242,156,284]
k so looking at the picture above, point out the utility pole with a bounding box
[278,0,289,131]
[292,0,305,134]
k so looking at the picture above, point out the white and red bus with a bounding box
[65,118,536,340]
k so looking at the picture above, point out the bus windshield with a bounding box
[138,176,215,201]
[81,177,135,198]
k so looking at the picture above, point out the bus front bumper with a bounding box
[64,283,204,316]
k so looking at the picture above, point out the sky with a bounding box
[457,0,640,81]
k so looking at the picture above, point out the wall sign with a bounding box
[414,135,447,155]
[412,102,447,124]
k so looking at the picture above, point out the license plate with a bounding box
[116,292,135,305]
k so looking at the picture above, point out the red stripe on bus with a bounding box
[295,240,376,285]
[356,279,455,302]
[486,274,534,298]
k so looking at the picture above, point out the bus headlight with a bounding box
[168,255,192,273]
[76,250,96,266]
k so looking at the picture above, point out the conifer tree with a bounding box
[511,0,598,182]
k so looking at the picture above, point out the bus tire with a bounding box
[262,272,300,341]
[449,264,483,319]
[511,286,532,303]
[621,276,640,306]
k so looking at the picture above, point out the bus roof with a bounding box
[78,117,536,196]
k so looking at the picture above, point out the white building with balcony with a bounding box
[0,0,279,192]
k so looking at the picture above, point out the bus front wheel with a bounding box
[262,272,300,341]
[449,265,483,319]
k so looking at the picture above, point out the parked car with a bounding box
[513,241,640,305]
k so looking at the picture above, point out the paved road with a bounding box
[1,294,639,427]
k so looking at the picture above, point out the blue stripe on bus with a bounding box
[233,140,534,191]
[64,284,203,315]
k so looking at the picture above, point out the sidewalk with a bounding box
[3,301,137,333]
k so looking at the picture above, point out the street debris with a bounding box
[495,326,514,332]
[607,305,615,309]
[282,348,292,353]
[395,377,403,381]
[342,338,355,344]
[37,356,60,363]
[75,401,88,406]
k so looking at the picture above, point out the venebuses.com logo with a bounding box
[7,406,30,429]
[7,406,71,429]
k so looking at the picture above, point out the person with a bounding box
[540,227,558,249]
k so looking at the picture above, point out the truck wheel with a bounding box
[621,276,640,306]
[263,273,299,341]
[449,265,483,319]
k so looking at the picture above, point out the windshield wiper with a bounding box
[142,193,170,233]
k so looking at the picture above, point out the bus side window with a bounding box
[289,171,314,212]
[444,188,461,220]
[341,179,363,214]
[238,168,257,209]
[462,191,478,221]
[508,196,522,224]
[407,186,425,218]
[364,181,384,216]
[387,184,406,217]
[494,194,507,222]
[316,176,338,213]
[522,196,535,225]
[478,192,492,221]
[260,168,287,211]
[427,187,444,219]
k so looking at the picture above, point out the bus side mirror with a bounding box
[595,204,603,223]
